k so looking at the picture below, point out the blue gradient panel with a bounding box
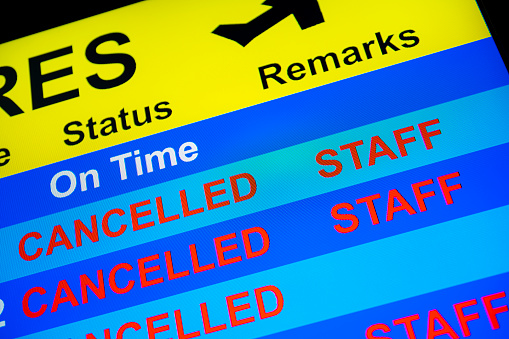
[1,84,508,283]
[11,205,509,339]
[1,143,508,337]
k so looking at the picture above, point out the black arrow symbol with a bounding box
[212,0,325,47]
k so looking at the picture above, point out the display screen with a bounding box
[1,1,508,338]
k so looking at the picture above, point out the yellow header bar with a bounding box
[0,0,489,177]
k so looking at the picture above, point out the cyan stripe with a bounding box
[258,272,509,338]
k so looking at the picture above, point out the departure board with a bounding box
[1,1,508,338]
